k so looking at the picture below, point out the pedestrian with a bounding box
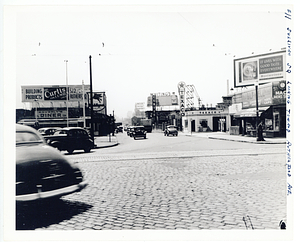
[257,122,265,141]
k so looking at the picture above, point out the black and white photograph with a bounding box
[1,0,297,241]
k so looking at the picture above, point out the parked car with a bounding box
[44,127,94,154]
[132,126,147,139]
[38,127,60,136]
[16,124,88,202]
[164,125,178,136]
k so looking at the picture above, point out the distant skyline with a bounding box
[10,4,288,119]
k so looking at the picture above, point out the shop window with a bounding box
[265,118,273,130]
[273,112,280,131]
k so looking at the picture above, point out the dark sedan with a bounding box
[16,124,88,202]
[132,126,147,139]
[45,127,94,154]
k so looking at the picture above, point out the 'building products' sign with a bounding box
[22,85,90,102]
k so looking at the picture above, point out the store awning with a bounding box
[233,107,270,118]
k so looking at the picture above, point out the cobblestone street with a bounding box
[18,148,287,231]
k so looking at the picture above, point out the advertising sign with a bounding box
[44,87,67,101]
[37,110,67,119]
[147,93,178,106]
[22,85,90,102]
[240,81,285,108]
[88,92,107,113]
[234,50,286,87]
[178,82,186,116]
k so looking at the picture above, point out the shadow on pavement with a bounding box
[16,198,92,230]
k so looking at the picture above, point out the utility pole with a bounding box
[82,80,86,128]
[89,55,94,146]
[64,60,69,127]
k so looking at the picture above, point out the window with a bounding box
[273,112,280,131]
[16,131,43,144]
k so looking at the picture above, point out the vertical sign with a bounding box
[152,94,156,124]
[178,82,186,116]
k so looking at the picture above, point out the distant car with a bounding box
[132,126,147,139]
[115,126,123,133]
[16,124,88,202]
[44,127,94,154]
[127,126,135,137]
[38,127,60,136]
[164,125,178,136]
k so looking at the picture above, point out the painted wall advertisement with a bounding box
[234,51,286,87]
[22,85,90,102]
[240,81,286,109]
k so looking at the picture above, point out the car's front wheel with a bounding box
[84,147,91,153]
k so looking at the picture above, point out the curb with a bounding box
[208,136,286,144]
[94,142,119,149]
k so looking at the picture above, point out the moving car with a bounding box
[44,127,94,154]
[132,126,147,139]
[127,126,135,137]
[164,125,178,136]
[38,127,60,136]
[16,124,88,202]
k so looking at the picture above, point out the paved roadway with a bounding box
[17,131,287,231]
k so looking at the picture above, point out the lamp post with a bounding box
[64,60,69,127]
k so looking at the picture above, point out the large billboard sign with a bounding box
[234,50,286,87]
[22,85,90,102]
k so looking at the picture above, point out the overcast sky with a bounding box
[11,3,289,120]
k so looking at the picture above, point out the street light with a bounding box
[64,60,69,127]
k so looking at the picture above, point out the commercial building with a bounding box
[17,85,113,136]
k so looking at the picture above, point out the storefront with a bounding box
[230,80,286,137]
[182,108,230,133]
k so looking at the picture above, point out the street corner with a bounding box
[93,136,119,149]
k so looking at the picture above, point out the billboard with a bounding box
[147,92,178,107]
[234,50,286,87]
[22,85,90,102]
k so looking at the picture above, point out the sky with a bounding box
[10,3,289,120]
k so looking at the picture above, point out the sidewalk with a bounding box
[184,131,286,144]
[93,135,119,149]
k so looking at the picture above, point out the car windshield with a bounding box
[16,131,43,144]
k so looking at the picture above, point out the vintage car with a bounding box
[127,126,135,137]
[132,126,147,139]
[38,127,60,136]
[164,125,178,136]
[44,127,94,154]
[16,124,88,202]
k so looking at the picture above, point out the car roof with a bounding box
[16,124,38,132]
[56,127,86,131]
